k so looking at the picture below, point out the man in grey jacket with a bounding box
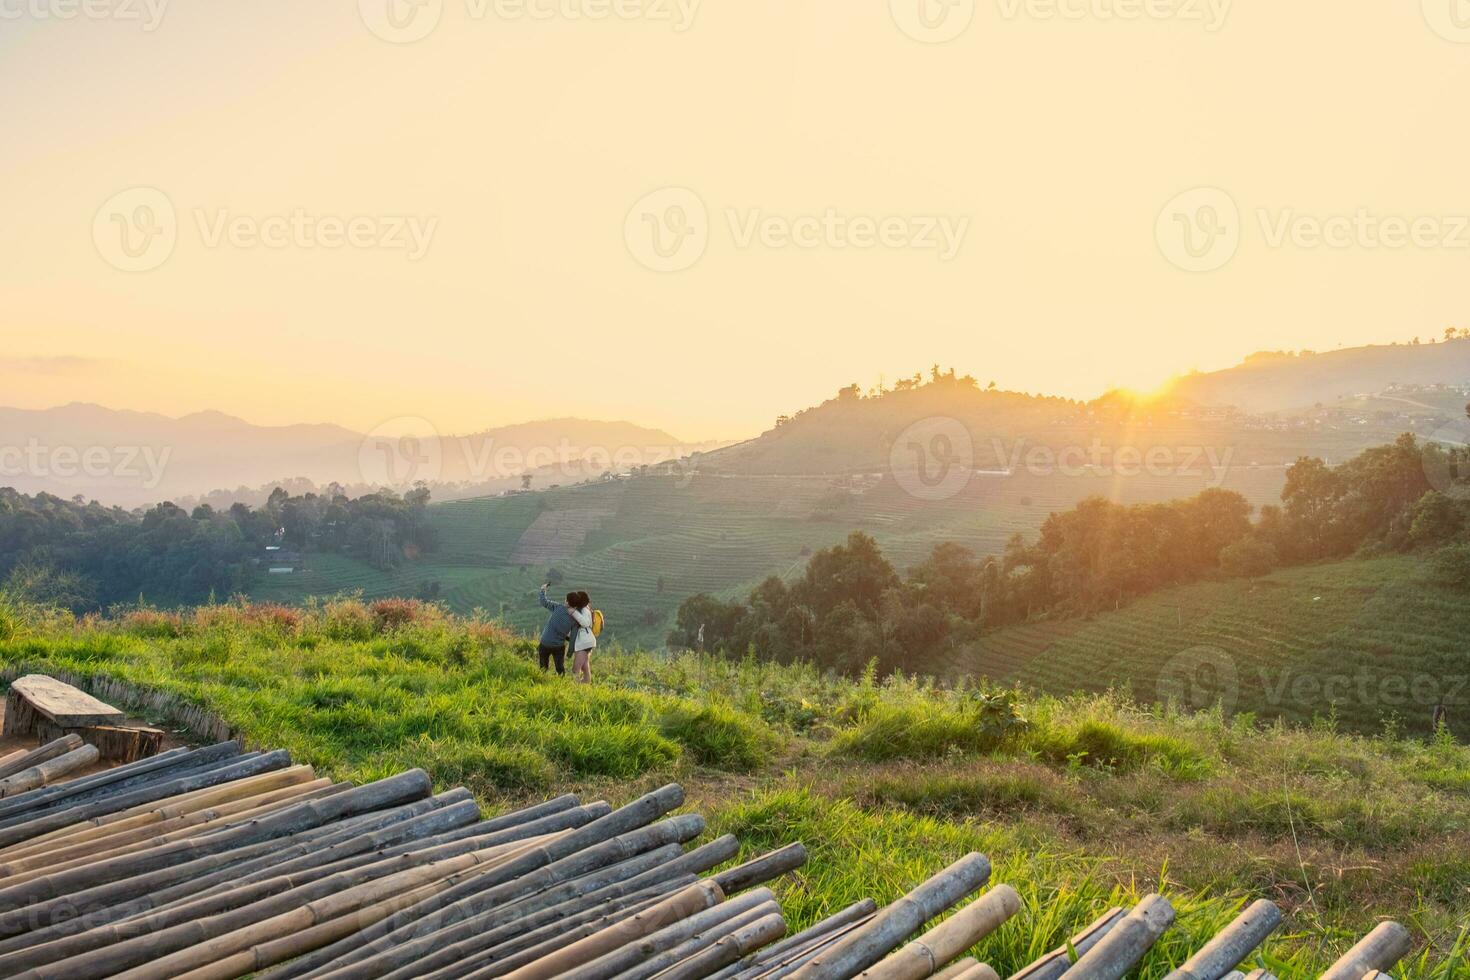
[537,585,578,675]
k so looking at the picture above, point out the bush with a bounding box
[370,598,433,633]
[1220,537,1278,579]
[659,701,777,771]
[1027,719,1209,776]
[121,608,189,639]
[1431,544,1470,592]
[320,600,375,641]
[830,692,1025,762]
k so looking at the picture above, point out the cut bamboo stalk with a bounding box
[0,749,290,854]
[1009,908,1127,980]
[1241,970,1277,980]
[611,898,783,980]
[654,911,789,980]
[856,884,1022,980]
[1360,972,1393,980]
[945,962,998,980]
[1317,923,1413,980]
[745,911,883,980]
[789,852,993,980]
[0,744,237,829]
[572,889,777,980]
[356,839,715,980]
[497,879,725,980]
[0,775,326,878]
[1061,894,1176,980]
[393,869,699,980]
[1162,900,1282,980]
[720,899,879,979]
[284,812,709,980]
[261,784,690,980]
[713,843,808,895]
[0,745,99,798]
[451,884,684,980]
[0,813,540,975]
[0,768,430,940]
[0,736,84,782]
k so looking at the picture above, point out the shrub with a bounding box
[830,692,1025,762]
[370,598,431,633]
[1027,719,1209,776]
[860,767,1076,818]
[658,701,777,771]
[245,603,304,635]
[1220,537,1278,578]
[121,608,189,639]
[1431,544,1470,592]
[320,600,375,641]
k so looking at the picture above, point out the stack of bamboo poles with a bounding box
[0,736,1430,979]
[0,741,812,980]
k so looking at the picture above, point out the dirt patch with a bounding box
[0,701,190,780]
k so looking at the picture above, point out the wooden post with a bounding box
[1318,923,1413,980]
[1061,895,1175,980]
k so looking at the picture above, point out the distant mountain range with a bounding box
[1167,338,1470,413]
[0,404,716,507]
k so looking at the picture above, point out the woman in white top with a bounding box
[568,590,597,684]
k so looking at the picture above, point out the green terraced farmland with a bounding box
[248,466,1295,648]
[961,555,1470,739]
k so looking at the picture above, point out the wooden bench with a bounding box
[4,675,162,762]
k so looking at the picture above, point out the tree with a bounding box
[1220,537,1278,578]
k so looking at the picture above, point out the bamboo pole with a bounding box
[35,834,553,980]
[944,962,998,980]
[745,909,887,980]
[1317,923,1412,980]
[357,838,722,980]
[713,843,808,895]
[0,737,84,782]
[0,744,238,829]
[1008,908,1127,980]
[0,745,99,798]
[1162,900,1281,980]
[788,853,993,980]
[397,871,699,980]
[1061,895,1176,980]
[260,784,690,980]
[0,778,334,884]
[451,884,685,980]
[716,899,879,979]
[1241,970,1277,980]
[282,812,709,980]
[497,879,725,980]
[611,898,784,980]
[571,889,778,980]
[856,885,1021,980]
[654,912,789,980]
[0,768,431,940]
[0,749,290,854]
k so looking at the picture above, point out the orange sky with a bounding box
[3,2,1469,440]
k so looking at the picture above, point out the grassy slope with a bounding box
[0,604,1466,979]
[964,555,1470,740]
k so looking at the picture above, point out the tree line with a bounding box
[0,485,434,611]
[669,433,1470,676]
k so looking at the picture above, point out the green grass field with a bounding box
[962,555,1470,740]
[0,600,1465,978]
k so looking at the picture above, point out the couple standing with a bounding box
[537,585,598,683]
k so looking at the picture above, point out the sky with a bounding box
[2,1,1469,441]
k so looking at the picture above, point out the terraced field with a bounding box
[248,465,1294,648]
[962,555,1470,739]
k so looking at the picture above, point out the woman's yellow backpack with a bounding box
[590,610,605,637]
